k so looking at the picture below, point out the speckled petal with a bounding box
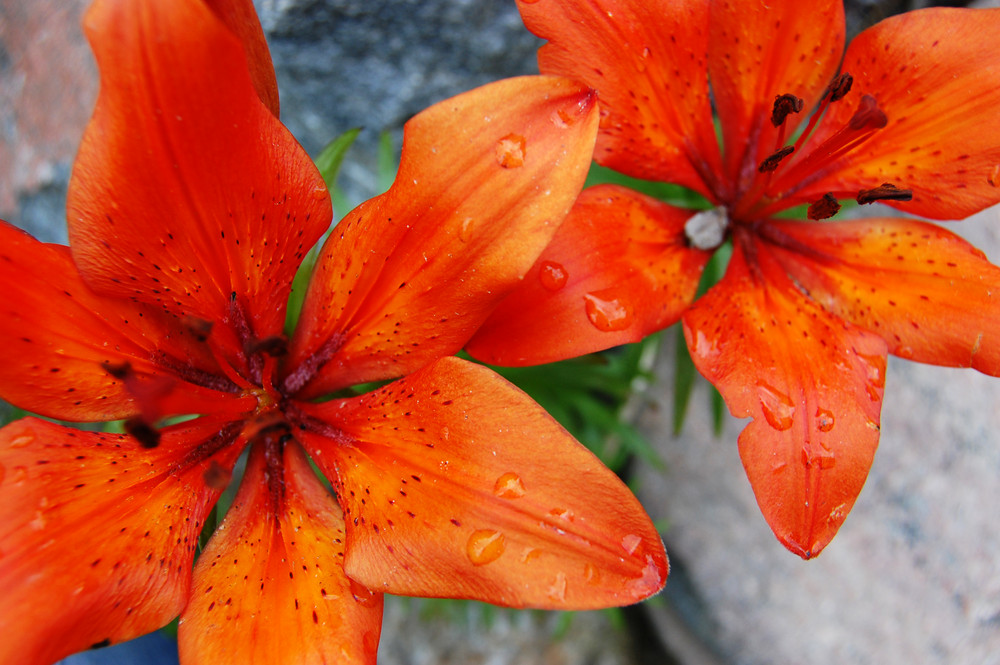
[179,437,383,665]
[298,357,667,609]
[0,417,243,665]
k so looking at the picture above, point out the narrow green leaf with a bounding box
[376,130,397,195]
[314,127,362,193]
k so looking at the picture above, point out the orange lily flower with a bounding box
[0,1,668,663]
[468,0,1000,558]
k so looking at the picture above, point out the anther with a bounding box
[807,193,841,220]
[125,417,161,449]
[182,316,214,342]
[759,146,795,173]
[245,334,288,358]
[771,94,804,127]
[857,183,913,205]
[823,73,853,103]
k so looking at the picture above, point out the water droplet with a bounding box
[312,186,329,200]
[598,108,613,129]
[549,109,575,128]
[9,433,33,449]
[771,460,788,473]
[321,589,340,601]
[547,572,567,602]
[493,472,526,499]
[30,510,46,531]
[11,466,28,485]
[802,447,836,470]
[625,555,663,597]
[495,134,526,168]
[467,529,506,566]
[521,547,542,563]
[349,579,377,606]
[458,217,475,243]
[636,46,651,72]
[548,508,574,522]
[989,164,1000,187]
[584,562,601,585]
[440,426,450,441]
[827,503,848,526]
[816,407,835,432]
[583,291,633,332]
[538,261,568,291]
[621,534,642,555]
[896,345,914,360]
[757,383,795,431]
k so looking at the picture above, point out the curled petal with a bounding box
[69,0,330,342]
[0,417,243,665]
[299,357,667,609]
[518,0,720,197]
[708,0,844,192]
[765,218,1000,375]
[682,236,888,558]
[467,185,710,365]
[286,76,598,397]
[797,8,1000,219]
[179,437,382,665]
[0,223,252,422]
[202,0,280,115]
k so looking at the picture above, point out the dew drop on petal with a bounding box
[637,46,651,73]
[989,164,1000,187]
[621,533,642,555]
[584,291,633,332]
[495,134,526,168]
[349,579,377,607]
[756,382,795,431]
[467,529,506,566]
[321,588,340,601]
[548,507,574,522]
[547,571,568,602]
[584,562,601,585]
[493,472,526,499]
[521,547,543,563]
[9,433,33,449]
[458,217,475,243]
[440,426,450,442]
[12,466,28,485]
[550,108,575,128]
[625,555,664,597]
[816,407,835,432]
[538,261,568,291]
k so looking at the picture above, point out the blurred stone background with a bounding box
[2,1,998,664]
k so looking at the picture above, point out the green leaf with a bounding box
[376,130,398,195]
[314,127,362,193]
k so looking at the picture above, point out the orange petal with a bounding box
[0,223,253,423]
[285,76,598,397]
[68,0,330,341]
[793,8,1000,220]
[467,184,710,365]
[764,218,1000,375]
[518,0,721,197]
[299,357,667,609]
[0,417,244,665]
[682,235,888,558]
[203,0,280,116]
[708,0,844,193]
[179,437,383,665]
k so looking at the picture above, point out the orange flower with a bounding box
[0,1,668,663]
[469,0,1000,558]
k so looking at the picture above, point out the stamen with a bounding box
[182,316,214,342]
[857,183,913,205]
[245,335,288,358]
[125,417,161,449]
[759,146,795,174]
[771,94,804,128]
[823,73,853,103]
[848,95,888,131]
[807,193,841,220]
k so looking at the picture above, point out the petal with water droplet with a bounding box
[682,238,886,559]
[298,357,667,609]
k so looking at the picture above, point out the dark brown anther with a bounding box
[202,460,232,490]
[125,417,161,449]
[758,145,795,173]
[857,183,913,205]
[824,73,853,103]
[771,94,804,127]
[807,193,841,220]
[245,334,288,358]
[101,360,133,380]
[848,94,888,131]
[182,316,214,342]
